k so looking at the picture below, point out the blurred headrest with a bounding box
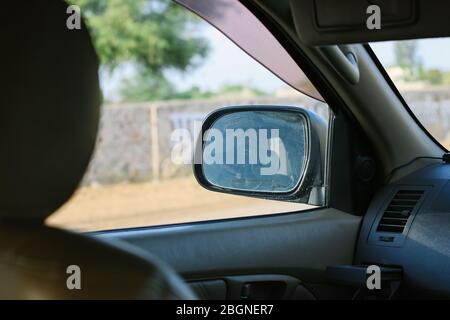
[0,1,101,221]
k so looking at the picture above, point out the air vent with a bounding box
[377,189,424,233]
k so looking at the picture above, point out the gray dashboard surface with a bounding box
[356,163,450,297]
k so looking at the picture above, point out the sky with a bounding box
[101,19,450,102]
[101,21,289,101]
[167,24,286,93]
[371,38,450,70]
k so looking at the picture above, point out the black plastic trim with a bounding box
[367,185,431,247]
[237,0,380,215]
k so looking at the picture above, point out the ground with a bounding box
[48,177,312,231]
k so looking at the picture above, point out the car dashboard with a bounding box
[355,162,450,298]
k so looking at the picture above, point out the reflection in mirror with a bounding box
[202,111,307,193]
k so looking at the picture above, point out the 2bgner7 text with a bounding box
[176,304,274,317]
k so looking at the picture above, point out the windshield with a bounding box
[371,38,450,149]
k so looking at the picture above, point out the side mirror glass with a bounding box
[194,106,327,204]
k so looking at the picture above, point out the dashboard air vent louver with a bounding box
[377,189,424,233]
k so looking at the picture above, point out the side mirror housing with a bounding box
[193,105,327,205]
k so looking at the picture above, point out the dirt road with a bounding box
[48,177,313,231]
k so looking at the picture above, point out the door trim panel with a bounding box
[95,208,360,285]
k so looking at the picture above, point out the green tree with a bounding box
[394,40,422,81]
[216,84,267,97]
[421,69,443,85]
[71,0,209,101]
[120,73,214,101]
[442,71,450,85]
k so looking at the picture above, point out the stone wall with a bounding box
[82,89,450,185]
[82,95,327,184]
[402,89,450,142]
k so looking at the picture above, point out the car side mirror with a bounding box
[193,105,327,205]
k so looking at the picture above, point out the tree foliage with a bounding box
[393,40,450,85]
[394,41,420,69]
[394,40,422,80]
[70,0,209,100]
